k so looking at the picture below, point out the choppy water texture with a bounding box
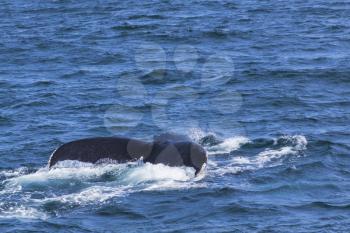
[1,0,350,232]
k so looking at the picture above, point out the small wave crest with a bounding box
[206,136,251,155]
[0,204,47,220]
[210,135,308,176]
[186,129,308,176]
[188,127,250,154]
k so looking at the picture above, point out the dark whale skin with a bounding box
[48,136,207,175]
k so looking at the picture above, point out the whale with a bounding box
[48,135,207,175]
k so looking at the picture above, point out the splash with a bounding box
[0,160,202,218]
[124,162,194,184]
[0,134,308,219]
[253,135,308,167]
[44,186,127,204]
[210,135,308,175]
[0,167,29,179]
[207,136,250,155]
[0,205,47,220]
[188,127,209,142]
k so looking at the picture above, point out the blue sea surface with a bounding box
[1,0,350,232]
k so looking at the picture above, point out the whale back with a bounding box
[48,137,149,168]
[49,136,207,175]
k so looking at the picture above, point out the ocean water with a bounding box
[1,0,350,232]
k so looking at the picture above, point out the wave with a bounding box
[124,162,194,184]
[206,136,250,155]
[0,160,202,219]
[0,167,30,180]
[188,128,250,154]
[207,135,308,176]
[0,133,309,219]
[187,129,309,177]
[5,160,197,188]
[44,185,127,205]
[235,135,307,167]
[112,23,158,31]
[287,201,350,210]
[251,135,307,166]
[0,204,47,220]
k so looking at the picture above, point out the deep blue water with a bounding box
[1,0,350,232]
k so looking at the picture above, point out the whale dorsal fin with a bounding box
[153,132,191,143]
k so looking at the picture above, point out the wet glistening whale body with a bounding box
[48,135,207,175]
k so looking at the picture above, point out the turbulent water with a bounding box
[1,0,350,232]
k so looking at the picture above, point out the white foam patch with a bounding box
[231,156,250,164]
[41,163,199,205]
[0,205,47,220]
[124,162,195,184]
[7,161,197,188]
[7,161,122,187]
[144,180,206,191]
[45,163,200,205]
[211,135,308,175]
[209,164,250,176]
[207,136,250,155]
[284,135,307,150]
[255,146,295,166]
[45,186,127,204]
[0,167,29,179]
[0,160,204,211]
[124,163,204,191]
